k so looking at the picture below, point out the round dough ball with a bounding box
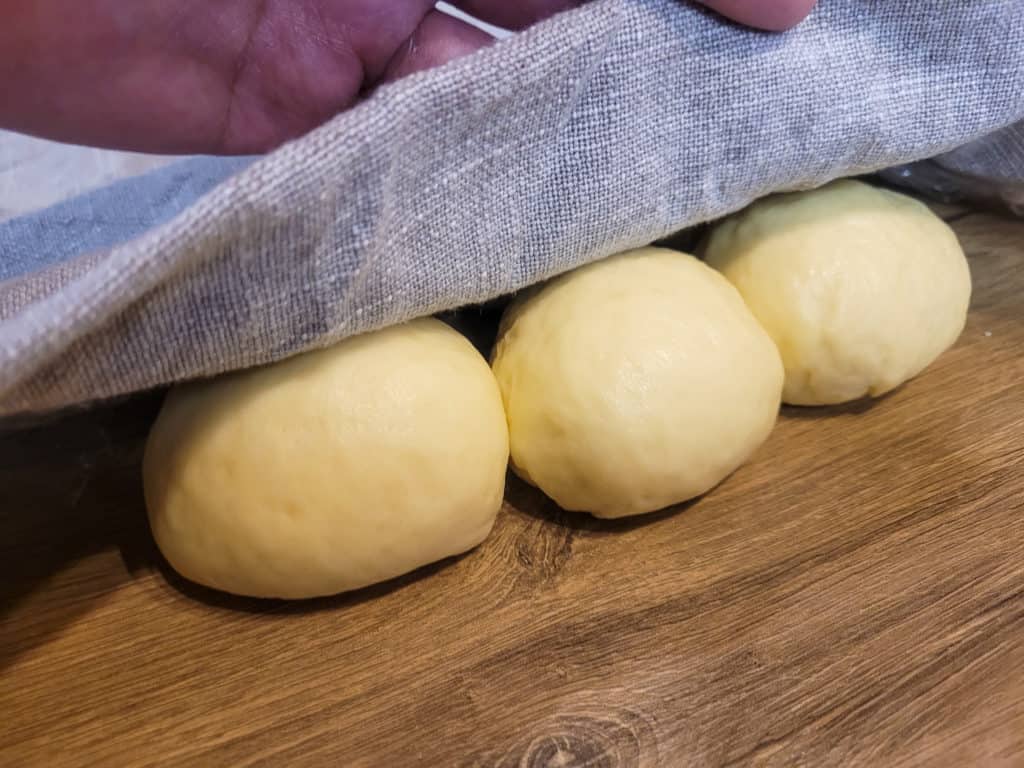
[704,179,971,406]
[143,318,509,599]
[491,247,784,519]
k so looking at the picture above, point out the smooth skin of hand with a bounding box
[0,0,817,155]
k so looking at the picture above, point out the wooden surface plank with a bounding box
[1,205,1023,767]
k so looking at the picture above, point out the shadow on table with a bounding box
[780,394,891,420]
[504,474,694,535]
[0,393,164,671]
[153,551,465,617]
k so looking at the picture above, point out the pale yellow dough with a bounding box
[705,180,971,406]
[144,318,509,599]
[491,247,784,519]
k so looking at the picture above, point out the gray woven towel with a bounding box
[1,0,1023,418]
[882,120,1024,213]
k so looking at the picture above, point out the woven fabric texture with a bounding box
[1,0,1023,416]
[882,120,1024,213]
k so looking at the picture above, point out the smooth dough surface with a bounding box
[144,318,509,599]
[491,247,784,519]
[704,180,972,406]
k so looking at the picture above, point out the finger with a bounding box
[448,0,582,31]
[382,9,495,81]
[0,0,239,154]
[697,0,818,31]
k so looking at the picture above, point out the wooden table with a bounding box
[2,204,1022,767]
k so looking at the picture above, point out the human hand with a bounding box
[0,0,816,155]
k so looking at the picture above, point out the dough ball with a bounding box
[704,180,971,406]
[491,247,784,519]
[143,318,509,599]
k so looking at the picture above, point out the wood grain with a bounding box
[1,204,1023,767]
